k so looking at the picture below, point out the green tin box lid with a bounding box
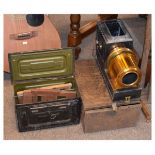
[9,48,74,82]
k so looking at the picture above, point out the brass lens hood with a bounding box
[107,46,141,90]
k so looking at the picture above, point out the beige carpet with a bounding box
[4,77,151,140]
[4,14,151,140]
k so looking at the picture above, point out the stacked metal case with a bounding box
[9,48,82,132]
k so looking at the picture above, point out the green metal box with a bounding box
[9,48,82,132]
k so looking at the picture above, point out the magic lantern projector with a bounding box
[96,19,142,101]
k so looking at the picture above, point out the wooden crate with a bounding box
[75,60,141,133]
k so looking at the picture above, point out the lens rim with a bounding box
[122,72,138,85]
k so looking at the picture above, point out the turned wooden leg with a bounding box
[68,14,81,59]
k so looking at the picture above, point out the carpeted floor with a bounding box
[4,79,151,140]
[4,15,151,140]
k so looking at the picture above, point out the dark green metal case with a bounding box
[9,48,82,132]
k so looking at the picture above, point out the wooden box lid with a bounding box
[75,60,112,111]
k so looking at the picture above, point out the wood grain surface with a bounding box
[83,104,140,132]
[75,60,141,132]
[75,60,112,110]
[4,14,61,72]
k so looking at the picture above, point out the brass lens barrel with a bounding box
[107,46,141,90]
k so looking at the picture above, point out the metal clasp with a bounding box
[125,96,131,103]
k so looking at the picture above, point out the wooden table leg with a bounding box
[68,14,81,59]
[68,14,118,60]
[140,15,151,88]
[98,14,118,20]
